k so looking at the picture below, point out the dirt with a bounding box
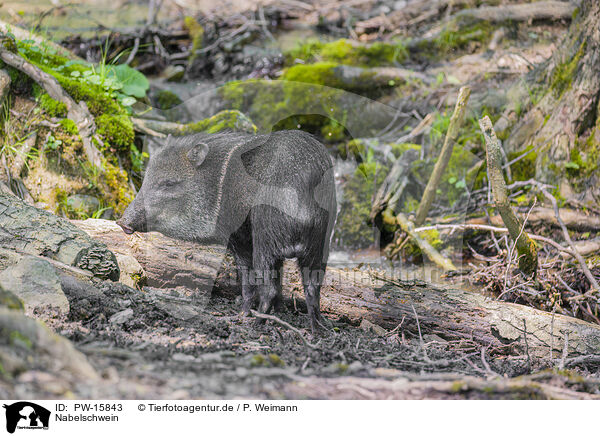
[2,266,590,400]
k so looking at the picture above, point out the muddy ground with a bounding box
[3,260,596,400]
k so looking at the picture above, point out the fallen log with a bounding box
[0,193,119,280]
[71,218,600,359]
[72,218,225,292]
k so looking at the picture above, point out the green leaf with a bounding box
[565,161,580,169]
[448,176,457,184]
[70,70,81,78]
[107,64,149,98]
[455,179,466,189]
[119,96,137,106]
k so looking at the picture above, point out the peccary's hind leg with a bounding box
[297,255,327,334]
[256,258,284,315]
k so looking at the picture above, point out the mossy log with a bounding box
[0,193,119,280]
[71,219,600,359]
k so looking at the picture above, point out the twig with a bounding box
[559,332,569,370]
[541,189,600,293]
[250,310,318,350]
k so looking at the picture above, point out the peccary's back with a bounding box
[241,130,333,189]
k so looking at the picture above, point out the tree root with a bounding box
[0,47,105,173]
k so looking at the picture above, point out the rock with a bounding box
[360,319,387,336]
[0,307,98,380]
[114,253,146,288]
[109,308,134,325]
[162,65,185,82]
[393,1,407,10]
[0,287,24,311]
[0,256,69,314]
[66,194,100,217]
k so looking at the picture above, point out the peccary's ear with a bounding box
[187,142,209,167]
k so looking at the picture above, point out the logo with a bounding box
[2,402,50,434]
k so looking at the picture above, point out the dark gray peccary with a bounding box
[117,130,337,332]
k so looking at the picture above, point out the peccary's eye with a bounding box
[157,179,180,190]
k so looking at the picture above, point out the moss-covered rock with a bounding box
[155,89,183,110]
[180,109,257,135]
[286,38,407,67]
[334,160,389,249]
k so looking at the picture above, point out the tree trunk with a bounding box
[504,0,600,198]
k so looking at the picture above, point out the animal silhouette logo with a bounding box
[2,402,50,433]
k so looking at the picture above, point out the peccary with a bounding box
[117,130,336,331]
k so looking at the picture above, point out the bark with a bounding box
[505,0,600,188]
[480,116,538,277]
[70,218,600,359]
[0,193,119,280]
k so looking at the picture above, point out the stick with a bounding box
[414,223,575,256]
[391,211,457,271]
[415,86,471,226]
[250,310,318,350]
[479,116,537,277]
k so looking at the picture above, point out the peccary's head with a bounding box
[117,134,220,241]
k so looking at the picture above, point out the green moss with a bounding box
[550,41,586,98]
[36,93,67,117]
[334,160,389,248]
[95,114,135,151]
[59,118,78,135]
[268,354,285,367]
[0,289,24,311]
[507,146,538,181]
[450,381,466,393]
[102,158,134,215]
[420,21,493,57]
[155,89,183,110]
[287,38,407,67]
[184,16,204,66]
[179,110,257,135]
[282,62,343,88]
[9,330,32,349]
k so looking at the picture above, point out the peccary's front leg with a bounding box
[232,253,256,316]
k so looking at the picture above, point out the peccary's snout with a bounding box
[116,193,147,235]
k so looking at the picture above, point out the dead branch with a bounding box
[250,310,318,350]
[415,86,471,226]
[389,211,457,271]
[451,1,575,25]
[479,116,537,277]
